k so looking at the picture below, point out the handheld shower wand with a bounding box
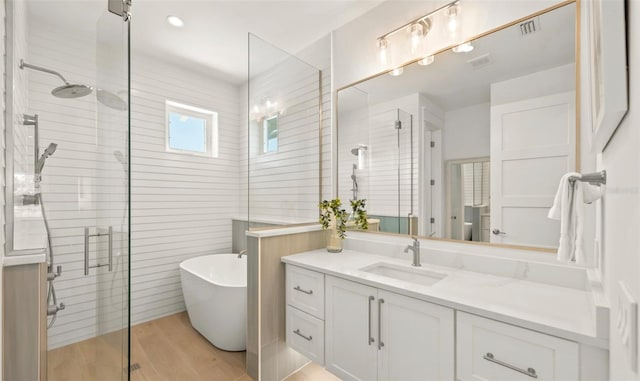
[35,143,57,176]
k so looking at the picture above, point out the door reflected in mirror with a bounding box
[336,2,578,250]
[446,158,490,242]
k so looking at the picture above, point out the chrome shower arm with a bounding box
[20,59,70,85]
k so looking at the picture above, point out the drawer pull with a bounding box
[294,285,313,295]
[293,329,312,341]
[483,352,538,378]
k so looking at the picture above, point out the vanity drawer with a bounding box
[286,265,325,319]
[286,305,324,365]
[456,312,578,380]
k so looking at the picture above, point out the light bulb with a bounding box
[377,38,389,66]
[409,23,424,54]
[418,55,435,66]
[452,42,474,53]
[389,67,404,77]
[266,99,272,108]
[446,4,460,35]
[167,15,185,28]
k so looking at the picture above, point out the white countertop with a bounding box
[247,224,322,238]
[282,249,608,349]
[4,248,47,266]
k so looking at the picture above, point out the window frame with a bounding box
[165,100,219,157]
[260,113,279,155]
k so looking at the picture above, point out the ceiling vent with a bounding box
[520,18,540,36]
[467,53,492,69]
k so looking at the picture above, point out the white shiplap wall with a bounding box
[1,1,6,374]
[130,56,241,324]
[26,16,241,348]
[12,0,31,196]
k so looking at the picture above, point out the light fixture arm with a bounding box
[19,59,70,85]
[377,0,460,41]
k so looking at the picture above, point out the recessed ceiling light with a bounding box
[418,55,435,66]
[452,42,474,53]
[389,67,404,76]
[167,15,184,28]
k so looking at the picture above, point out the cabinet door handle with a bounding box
[368,296,375,345]
[483,352,537,378]
[378,298,385,350]
[293,285,313,295]
[293,329,312,341]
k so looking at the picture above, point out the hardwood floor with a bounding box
[47,312,338,381]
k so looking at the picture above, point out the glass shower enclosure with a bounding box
[6,1,130,379]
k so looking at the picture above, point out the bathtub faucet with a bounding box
[238,250,247,259]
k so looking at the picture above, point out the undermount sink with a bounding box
[359,262,447,286]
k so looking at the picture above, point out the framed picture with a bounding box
[588,0,628,152]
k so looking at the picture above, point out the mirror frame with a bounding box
[335,0,580,254]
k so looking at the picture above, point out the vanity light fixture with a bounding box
[452,41,474,53]
[409,23,424,54]
[376,0,460,65]
[250,97,280,121]
[389,67,404,76]
[446,3,461,35]
[377,38,389,66]
[418,55,435,66]
[167,15,185,28]
[409,19,431,54]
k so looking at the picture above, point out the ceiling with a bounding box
[342,2,576,112]
[28,0,384,83]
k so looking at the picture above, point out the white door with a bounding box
[377,290,455,381]
[447,163,464,240]
[490,92,575,247]
[325,276,378,381]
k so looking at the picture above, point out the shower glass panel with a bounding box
[247,34,321,228]
[8,1,130,379]
[246,33,321,381]
[340,107,414,234]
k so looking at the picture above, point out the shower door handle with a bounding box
[84,226,114,276]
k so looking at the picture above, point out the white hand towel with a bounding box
[548,173,605,264]
[548,173,580,263]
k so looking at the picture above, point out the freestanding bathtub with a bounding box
[179,254,247,351]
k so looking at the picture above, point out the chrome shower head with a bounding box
[35,143,57,175]
[20,59,93,99]
[52,84,93,99]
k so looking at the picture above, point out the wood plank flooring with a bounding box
[47,312,339,381]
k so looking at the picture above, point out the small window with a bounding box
[166,100,218,157]
[261,114,278,154]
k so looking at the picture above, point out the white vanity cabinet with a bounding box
[285,263,602,381]
[456,312,579,380]
[285,266,326,365]
[325,275,455,381]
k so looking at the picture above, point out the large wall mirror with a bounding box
[337,2,577,250]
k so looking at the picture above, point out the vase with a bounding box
[326,215,343,253]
